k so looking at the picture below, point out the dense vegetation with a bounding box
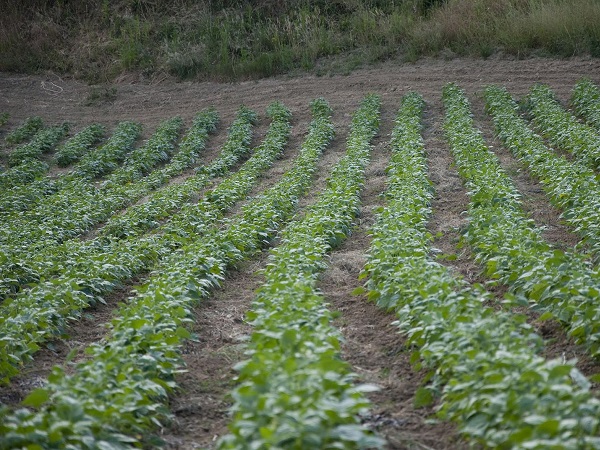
[1,0,599,82]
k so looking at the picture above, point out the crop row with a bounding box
[4,117,43,146]
[0,103,290,383]
[0,98,334,449]
[0,124,109,216]
[571,78,600,131]
[66,121,142,182]
[527,83,600,171]
[0,117,181,258]
[53,124,105,167]
[0,159,49,192]
[486,86,600,259]
[361,89,600,448]
[220,94,382,449]
[0,125,69,190]
[8,124,69,168]
[0,119,189,220]
[0,109,237,299]
[483,86,600,357]
[99,106,253,240]
[0,121,145,255]
[446,84,600,357]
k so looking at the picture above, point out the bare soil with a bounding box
[2,56,600,448]
[320,124,470,450]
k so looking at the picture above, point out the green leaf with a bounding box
[413,387,434,408]
[537,419,560,435]
[259,427,273,439]
[131,318,147,330]
[409,350,421,366]
[351,286,366,296]
[175,327,191,339]
[548,364,572,379]
[22,388,50,408]
[588,373,600,383]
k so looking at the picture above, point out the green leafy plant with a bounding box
[53,123,105,167]
[99,107,253,240]
[0,159,50,192]
[572,78,600,132]
[0,124,70,191]
[485,85,600,357]
[527,83,600,172]
[0,103,288,382]
[359,89,600,449]
[4,117,43,146]
[221,94,382,449]
[0,121,141,217]
[8,123,69,167]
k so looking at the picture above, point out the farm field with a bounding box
[1,56,600,449]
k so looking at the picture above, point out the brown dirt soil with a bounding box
[2,56,600,448]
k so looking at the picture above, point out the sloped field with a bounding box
[1,57,600,449]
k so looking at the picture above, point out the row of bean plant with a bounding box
[220,94,383,449]
[527,83,600,171]
[102,117,183,188]
[0,125,69,190]
[53,124,105,167]
[361,91,600,449]
[0,124,104,216]
[485,85,600,259]
[0,103,291,382]
[0,117,182,259]
[66,121,142,182]
[0,108,241,298]
[2,116,211,219]
[98,106,252,240]
[8,124,69,167]
[4,117,43,146]
[484,86,600,354]
[446,84,600,358]
[0,98,333,449]
[571,78,600,131]
[0,159,49,192]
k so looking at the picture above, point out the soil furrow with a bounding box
[471,95,583,253]
[425,98,481,287]
[160,127,349,449]
[322,103,468,449]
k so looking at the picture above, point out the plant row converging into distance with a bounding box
[1,79,600,448]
